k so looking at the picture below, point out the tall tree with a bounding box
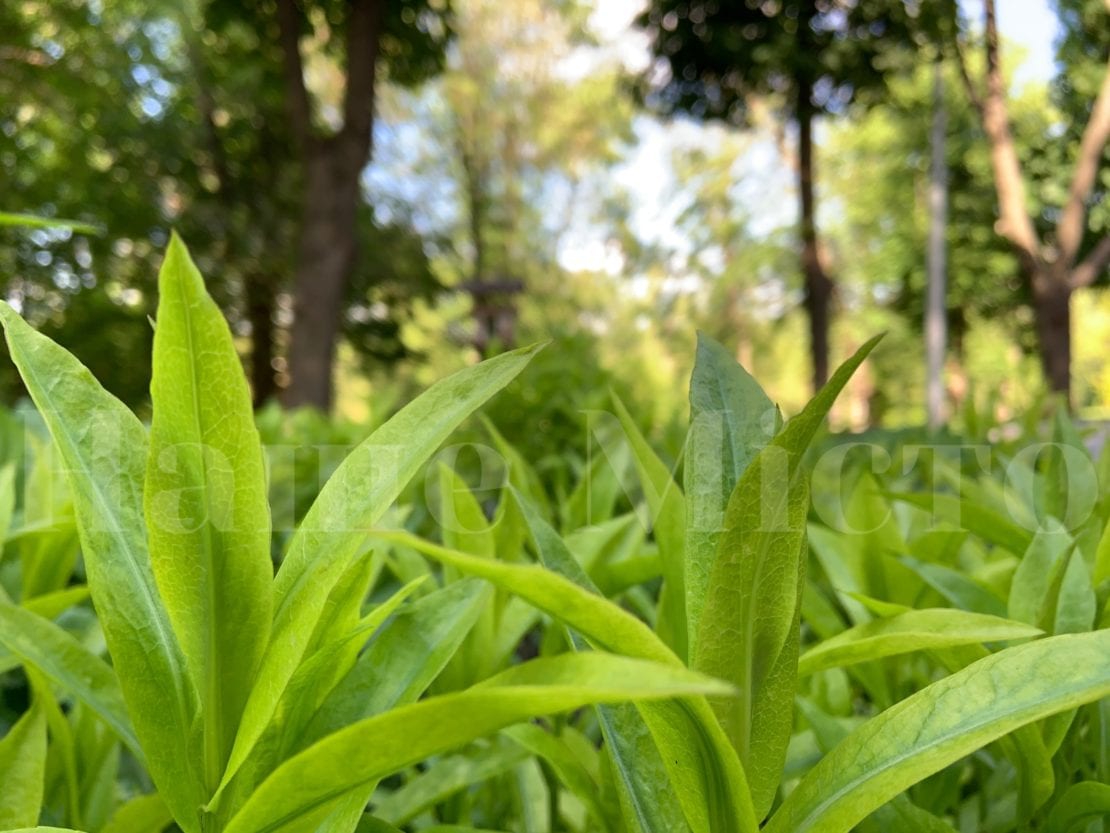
[637,0,935,391]
[278,0,451,410]
[926,58,949,430]
[954,0,1110,398]
[822,54,1051,412]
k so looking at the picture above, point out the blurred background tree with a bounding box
[953,0,1110,402]
[1,0,1108,431]
[635,0,945,393]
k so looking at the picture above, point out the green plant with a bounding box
[1,239,1108,833]
[0,214,101,235]
[391,333,1110,832]
[0,236,730,833]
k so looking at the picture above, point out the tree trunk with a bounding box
[796,80,833,392]
[957,0,1110,405]
[284,144,363,410]
[245,271,279,407]
[278,0,383,412]
[978,0,1071,401]
[1032,272,1072,396]
[926,59,949,430]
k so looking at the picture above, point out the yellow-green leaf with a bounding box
[146,233,273,787]
[766,631,1110,833]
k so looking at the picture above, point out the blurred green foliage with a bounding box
[0,0,1107,426]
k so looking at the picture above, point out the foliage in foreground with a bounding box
[0,239,1106,832]
[0,237,725,833]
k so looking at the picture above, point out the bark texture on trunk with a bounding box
[279,0,384,411]
[285,147,365,409]
[796,80,834,393]
[1031,275,1071,395]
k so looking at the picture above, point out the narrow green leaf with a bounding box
[378,530,675,666]
[0,302,205,830]
[860,795,958,832]
[896,555,1007,617]
[797,609,1042,676]
[438,464,498,686]
[1044,782,1110,833]
[838,472,906,604]
[611,390,687,659]
[146,234,273,787]
[505,492,757,833]
[0,700,46,829]
[9,438,80,597]
[23,669,81,827]
[0,600,137,754]
[1008,526,1071,628]
[21,586,91,620]
[17,523,80,600]
[223,653,735,833]
[808,524,874,627]
[212,575,432,825]
[381,529,749,833]
[264,580,490,833]
[356,820,405,833]
[1094,515,1110,586]
[598,702,692,833]
[372,739,529,825]
[221,344,543,791]
[889,492,1034,556]
[101,793,172,833]
[927,643,1056,816]
[304,549,380,660]
[694,335,882,817]
[795,699,957,833]
[684,333,777,654]
[502,724,610,829]
[1044,408,1098,527]
[432,489,687,833]
[562,417,630,531]
[0,462,15,549]
[439,463,495,558]
[512,756,550,833]
[301,578,488,749]
[269,576,427,760]
[0,211,102,234]
[480,415,548,513]
[1053,549,1096,634]
[765,631,1110,833]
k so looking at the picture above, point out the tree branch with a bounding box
[1071,236,1110,288]
[1056,58,1110,269]
[0,46,52,67]
[341,0,385,154]
[953,30,985,117]
[276,0,313,148]
[979,0,1042,272]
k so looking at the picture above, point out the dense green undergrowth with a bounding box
[0,239,1107,832]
